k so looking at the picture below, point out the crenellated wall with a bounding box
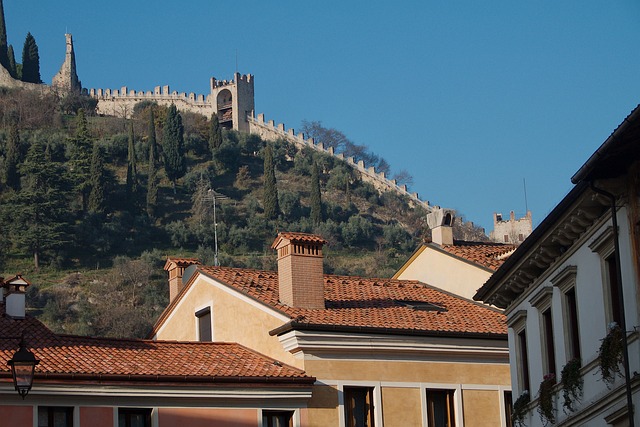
[247,113,432,211]
[89,73,254,122]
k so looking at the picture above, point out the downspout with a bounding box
[590,181,635,427]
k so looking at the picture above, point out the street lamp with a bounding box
[7,335,39,399]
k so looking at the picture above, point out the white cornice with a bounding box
[278,330,508,363]
[2,384,312,400]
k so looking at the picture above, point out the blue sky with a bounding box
[5,1,640,231]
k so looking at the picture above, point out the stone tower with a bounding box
[52,33,82,92]
[210,72,254,132]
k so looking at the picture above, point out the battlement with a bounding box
[90,85,211,104]
[490,210,532,244]
[210,73,253,90]
[248,113,432,212]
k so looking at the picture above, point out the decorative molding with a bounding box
[550,265,578,293]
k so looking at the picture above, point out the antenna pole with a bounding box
[235,49,238,74]
[523,178,529,213]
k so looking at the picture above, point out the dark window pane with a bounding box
[196,307,212,342]
[542,309,556,376]
[427,389,455,427]
[344,387,375,427]
[38,407,73,427]
[262,410,293,427]
[504,391,513,427]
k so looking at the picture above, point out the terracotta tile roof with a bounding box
[196,267,506,337]
[0,306,312,385]
[437,241,517,271]
[271,232,327,248]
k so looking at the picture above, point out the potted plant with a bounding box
[512,390,530,427]
[537,373,556,425]
[560,358,582,413]
[598,322,624,386]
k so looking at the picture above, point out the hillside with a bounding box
[0,88,487,338]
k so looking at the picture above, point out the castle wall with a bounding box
[90,86,217,118]
[0,62,49,93]
[247,113,431,211]
[490,211,532,244]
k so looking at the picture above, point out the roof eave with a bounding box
[269,321,507,341]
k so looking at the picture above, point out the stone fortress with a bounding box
[4,32,531,240]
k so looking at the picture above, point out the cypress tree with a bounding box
[69,109,93,212]
[209,113,222,158]
[0,0,8,72]
[162,104,186,191]
[146,108,158,218]
[3,122,20,190]
[126,120,138,199]
[88,143,106,214]
[262,143,279,219]
[21,32,41,83]
[7,44,16,78]
[310,162,323,225]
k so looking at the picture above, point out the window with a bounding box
[605,254,622,326]
[195,306,212,342]
[541,308,556,376]
[262,410,293,427]
[118,408,151,427]
[565,288,581,361]
[426,389,456,427]
[504,234,509,243]
[344,386,375,427]
[551,266,581,362]
[509,310,530,394]
[530,287,555,377]
[503,391,513,427]
[38,407,73,427]
[517,329,530,392]
[589,226,621,327]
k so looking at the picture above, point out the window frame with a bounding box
[589,226,622,327]
[38,406,74,427]
[420,384,462,427]
[551,265,581,362]
[508,310,530,394]
[338,382,381,427]
[425,388,456,427]
[118,408,152,427]
[261,409,297,427]
[530,287,556,377]
[195,304,213,342]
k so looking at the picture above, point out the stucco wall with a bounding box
[462,389,502,427]
[158,407,257,427]
[381,387,422,427]
[154,275,300,368]
[395,246,492,300]
[80,407,113,427]
[0,405,32,425]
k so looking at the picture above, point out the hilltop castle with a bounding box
[2,32,508,238]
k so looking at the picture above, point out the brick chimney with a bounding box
[164,257,200,302]
[272,232,327,309]
[427,207,456,246]
[2,275,31,319]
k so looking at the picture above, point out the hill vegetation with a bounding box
[0,87,486,338]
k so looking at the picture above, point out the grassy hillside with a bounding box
[0,88,486,338]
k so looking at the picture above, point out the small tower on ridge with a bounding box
[52,33,82,93]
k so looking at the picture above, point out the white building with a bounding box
[474,105,640,426]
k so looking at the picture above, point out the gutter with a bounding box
[269,321,507,341]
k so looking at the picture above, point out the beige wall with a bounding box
[304,359,509,385]
[155,275,300,368]
[463,389,503,427]
[306,385,340,427]
[396,246,492,300]
[382,387,422,427]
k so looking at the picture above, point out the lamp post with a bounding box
[7,335,39,399]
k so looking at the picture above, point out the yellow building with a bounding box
[153,232,512,427]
